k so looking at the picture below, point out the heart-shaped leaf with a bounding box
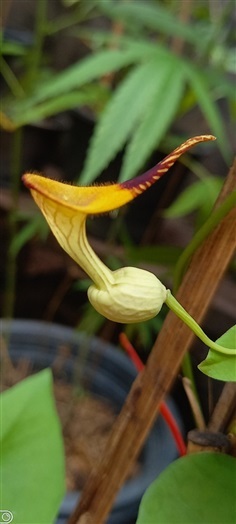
[137,453,236,524]
[198,325,236,381]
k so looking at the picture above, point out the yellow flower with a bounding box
[23,135,214,323]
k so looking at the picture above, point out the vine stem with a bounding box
[165,292,235,356]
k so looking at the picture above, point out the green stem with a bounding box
[166,292,235,355]
[26,0,47,91]
[0,56,25,98]
[45,2,95,35]
[173,190,236,293]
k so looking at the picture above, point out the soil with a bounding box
[2,357,140,492]
[54,381,140,491]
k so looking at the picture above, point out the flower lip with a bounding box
[22,173,137,215]
[22,134,216,216]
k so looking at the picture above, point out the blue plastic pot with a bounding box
[1,319,183,524]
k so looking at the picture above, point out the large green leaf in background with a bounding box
[79,55,168,184]
[198,325,236,382]
[3,44,150,127]
[119,59,184,181]
[9,90,99,128]
[184,64,231,161]
[100,0,210,49]
[137,453,236,524]
[13,46,149,111]
[1,369,65,524]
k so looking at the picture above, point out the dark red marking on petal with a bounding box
[120,135,215,194]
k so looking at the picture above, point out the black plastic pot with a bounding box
[1,319,183,524]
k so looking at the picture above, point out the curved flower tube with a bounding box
[23,135,215,323]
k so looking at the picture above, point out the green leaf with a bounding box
[79,56,167,184]
[73,28,160,55]
[100,0,210,49]
[76,30,235,101]
[1,39,28,56]
[164,176,223,219]
[198,325,236,382]
[185,64,231,161]
[20,46,150,108]
[119,60,184,181]
[1,369,65,523]
[8,90,99,127]
[137,453,236,524]
[204,68,236,102]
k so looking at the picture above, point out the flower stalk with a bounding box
[165,292,235,356]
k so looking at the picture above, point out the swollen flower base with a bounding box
[88,267,167,323]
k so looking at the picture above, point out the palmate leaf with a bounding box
[119,59,185,181]
[1,369,65,523]
[198,325,236,382]
[77,30,236,102]
[79,55,170,185]
[2,43,151,126]
[137,453,236,524]
[17,46,151,110]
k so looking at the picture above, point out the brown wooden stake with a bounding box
[68,160,236,524]
[208,383,236,433]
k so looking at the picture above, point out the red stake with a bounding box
[119,332,186,456]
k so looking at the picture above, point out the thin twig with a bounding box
[182,377,206,430]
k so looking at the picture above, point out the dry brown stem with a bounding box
[208,383,236,433]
